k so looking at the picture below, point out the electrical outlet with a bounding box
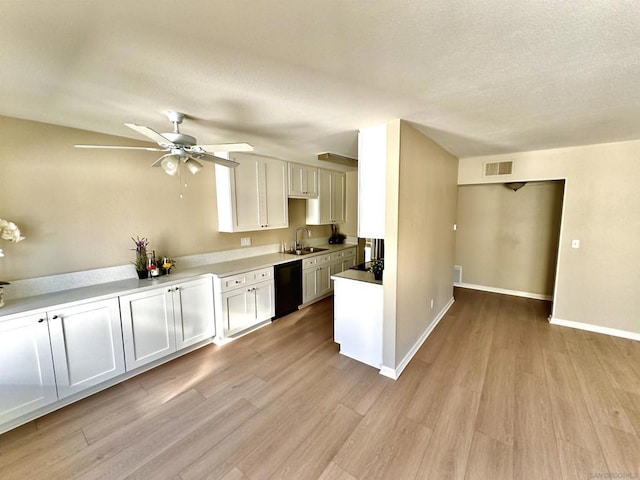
[240,237,251,247]
[571,239,580,249]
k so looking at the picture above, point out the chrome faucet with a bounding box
[294,227,311,251]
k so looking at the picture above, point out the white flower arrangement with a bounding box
[0,218,25,256]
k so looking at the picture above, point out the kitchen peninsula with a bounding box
[332,267,383,369]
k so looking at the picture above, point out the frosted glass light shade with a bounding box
[161,157,179,176]
[185,159,203,175]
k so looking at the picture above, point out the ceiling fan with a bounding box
[75,111,253,175]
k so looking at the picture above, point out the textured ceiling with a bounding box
[2,0,640,162]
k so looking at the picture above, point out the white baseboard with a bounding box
[550,317,640,342]
[454,282,553,301]
[379,366,397,379]
[379,296,455,380]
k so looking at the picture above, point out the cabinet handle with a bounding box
[38,318,45,323]
[51,315,59,320]
[168,288,172,292]
[174,287,180,291]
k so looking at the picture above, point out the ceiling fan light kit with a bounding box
[161,157,179,176]
[74,110,252,180]
[185,158,203,175]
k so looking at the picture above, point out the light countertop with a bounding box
[0,243,357,320]
[332,269,382,285]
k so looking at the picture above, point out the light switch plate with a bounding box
[571,239,580,249]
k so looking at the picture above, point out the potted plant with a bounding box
[0,217,25,308]
[370,259,384,281]
[131,236,149,279]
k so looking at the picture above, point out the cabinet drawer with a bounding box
[302,257,319,270]
[250,268,273,283]
[332,247,356,262]
[221,267,273,292]
[303,254,332,270]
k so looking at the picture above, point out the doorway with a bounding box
[453,180,565,303]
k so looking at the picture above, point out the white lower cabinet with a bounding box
[120,287,176,371]
[49,299,125,399]
[214,267,275,341]
[120,277,215,371]
[302,254,332,304]
[173,278,216,350]
[0,313,57,425]
[222,280,273,336]
[334,277,383,368]
[302,247,357,305]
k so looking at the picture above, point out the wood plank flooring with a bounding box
[1,288,639,479]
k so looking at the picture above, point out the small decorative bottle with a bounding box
[148,250,159,278]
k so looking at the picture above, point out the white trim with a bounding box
[454,282,552,301]
[550,317,640,342]
[379,366,397,379]
[379,296,455,380]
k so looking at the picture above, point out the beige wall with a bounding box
[0,116,330,281]
[455,181,564,296]
[459,140,640,334]
[384,120,459,368]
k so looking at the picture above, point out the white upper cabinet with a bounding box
[358,124,387,239]
[216,154,289,232]
[306,169,346,225]
[288,163,318,198]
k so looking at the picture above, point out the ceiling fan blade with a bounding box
[125,123,176,147]
[196,143,254,153]
[195,152,240,168]
[74,144,167,152]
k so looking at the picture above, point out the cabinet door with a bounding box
[304,166,318,197]
[222,288,255,336]
[342,256,356,271]
[253,280,275,322]
[49,299,125,399]
[289,163,318,198]
[0,314,57,424]
[318,265,332,296]
[306,169,345,225]
[330,261,342,291]
[233,156,262,231]
[331,171,346,224]
[317,169,333,224]
[173,278,215,350]
[262,158,289,229]
[289,163,304,196]
[302,267,319,303]
[120,288,176,371]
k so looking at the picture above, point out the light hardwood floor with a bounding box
[1,288,639,479]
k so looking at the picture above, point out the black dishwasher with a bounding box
[274,260,302,319]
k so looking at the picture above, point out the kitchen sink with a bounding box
[288,247,328,256]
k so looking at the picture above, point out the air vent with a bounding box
[453,265,462,284]
[484,161,513,176]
